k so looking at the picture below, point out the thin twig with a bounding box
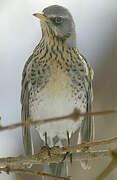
[0,167,69,180]
[61,136,117,152]
[1,135,117,167]
[0,108,117,179]
[0,108,117,132]
[80,109,117,117]
[0,150,109,167]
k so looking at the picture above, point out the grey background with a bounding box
[0,0,117,179]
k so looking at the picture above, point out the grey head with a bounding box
[33,5,77,48]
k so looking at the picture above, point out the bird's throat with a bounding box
[41,21,77,49]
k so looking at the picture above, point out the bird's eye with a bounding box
[54,17,63,24]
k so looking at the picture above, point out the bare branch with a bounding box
[0,108,117,179]
[61,136,117,152]
[0,147,110,167]
[0,108,117,132]
[0,167,69,180]
[0,135,116,167]
[0,146,114,180]
[0,148,111,180]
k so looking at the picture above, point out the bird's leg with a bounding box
[67,131,72,164]
[62,131,72,163]
[67,131,70,146]
[44,132,51,157]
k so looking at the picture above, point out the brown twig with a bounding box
[0,108,117,132]
[0,167,69,180]
[1,135,117,167]
[0,150,109,167]
[80,109,117,117]
[0,147,112,180]
[0,108,117,179]
[61,136,117,152]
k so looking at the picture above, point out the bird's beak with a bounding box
[33,13,48,22]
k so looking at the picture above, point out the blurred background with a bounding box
[0,0,117,179]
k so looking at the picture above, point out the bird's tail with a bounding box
[42,162,68,180]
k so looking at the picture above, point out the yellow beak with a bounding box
[33,13,48,22]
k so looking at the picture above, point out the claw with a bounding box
[62,152,69,162]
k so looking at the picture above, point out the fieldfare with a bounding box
[21,5,94,179]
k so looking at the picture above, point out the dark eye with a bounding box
[54,17,63,24]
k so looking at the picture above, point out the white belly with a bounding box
[29,90,86,146]
[29,65,86,146]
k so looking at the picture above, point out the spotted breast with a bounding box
[27,39,90,146]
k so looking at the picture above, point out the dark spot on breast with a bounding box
[57,45,59,51]
[40,49,42,53]
[31,69,35,73]
[65,62,68,67]
[31,73,35,76]
[73,69,77,72]
[43,63,47,68]
[34,57,39,62]
[32,81,36,85]
[66,68,70,72]
[50,53,52,58]
[42,69,45,73]
[78,94,82,99]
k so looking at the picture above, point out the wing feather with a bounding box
[77,52,94,169]
[79,52,94,143]
[21,55,33,156]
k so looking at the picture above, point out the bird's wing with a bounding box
[80,75,94,143]
[21,55,33,156]
[79,52,94,143]
[77,52,94,169]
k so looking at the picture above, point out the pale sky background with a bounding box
[0,0,117,180]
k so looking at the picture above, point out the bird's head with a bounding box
[33,5,77,48]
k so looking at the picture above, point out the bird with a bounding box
[21,4,94,180]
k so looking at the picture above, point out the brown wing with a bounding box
[21,55,33,156]
[78,53,94,169]
[78,52,94,143]
[80,74,94,142]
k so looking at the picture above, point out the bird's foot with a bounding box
[44,132,51,157]
[62,131,72,164]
